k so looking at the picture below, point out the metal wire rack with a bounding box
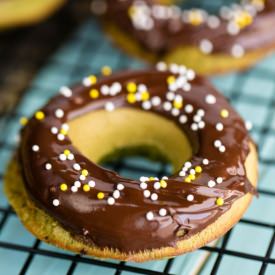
[1,1,275,275]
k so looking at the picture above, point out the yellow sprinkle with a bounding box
[235,11,253,29]
[60,128,68,135]
[97,192,105,200]
[189,174,196,181]
[60,183,68,191]
[83,184,90,192]
[127,93,136,104]
[64,149,71,156]
[220,109,229,118]
[128,6,136,17]
[216,197,224,206]
[127,82,137,93]
[101,66,112,76]
[89,89,99,99]
[189,10,204,26]
[160,180,167,188]
[88,75,97,85]
[195,166,202,173]
[173,100,183,109]
[149,177,155,181]
[82,169,88,176]
[35,111,45,120]
[185,177,191,183]
[141,91,150,101]
[20,117,28,126]
[167,76,176,85]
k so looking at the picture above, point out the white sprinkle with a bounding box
[74,181,81,188]
[51,127,58,134]
[208,180,216,188]
[178,65,187,75]
[193,115,201,123]
[105,102,115,112]
[61,123,69,131]
[231,44,245,58]
[45,163,52,170]
[82,77,92,87]
[57,134,65,141]
[113,190,120,199]
[197,109,205,117]
[159,208,167,217]
[179,115,188,124]
[189,169,196,175]
[163,101,172,111]
[107,197,115,205]
[142,101,152,110]
[219,145,226,153]
[73,163,81,171]
[151,193,158,201]
[140,182,148,189]
[245,121,253,131]
[216,177,223,184]
[53,199,60,206]
[68,154,74,160]
[205,94,216,104]
[151,96,161,106]
[203,159,209,165]
[117,183,125,191]
[186,69,195,80]
[156,61,167,71]
[198,121,205,129]
[227,22,240,35]
[55,109,64,118]
[183,83,191,92]
[144,190,151,198]
[140,176,149,182]
[185,162,192,168]
[207,15,220,29]
[146,211,154,221]
[199,39,213,54]
[172,108,180,116]
[166,92,175,101]
[191,123,199,131]
[216,123,224,131]
[154,182,161,190]
[101,85,110,95]
[71,186,78,192]
[214,140,222,148]
[88,180,96,188]
[32,145,39,152]
[187,194,194,201]
[170,63,179,74]
[185,104,193,113]
[179,170,186,177]
[138,84,147,93]
[79,175,86,181]
[60,86,72,97]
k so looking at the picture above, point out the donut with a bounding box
[92,0,275,74]
[4,65,258,262]
[0,0,66,30]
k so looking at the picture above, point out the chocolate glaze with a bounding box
[20,69,255,253]
[101,0,275,55]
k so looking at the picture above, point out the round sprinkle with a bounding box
[73,163,81,171]
[107,197,115,205]
[190,169,196,175]
[79,175,86,181]
[166,92,175,101]
[216,123,224,131]
[198,121,205,129]
[57,134,65,141]
[179,170,186,177]
[163,101,172,111]
[245,121,253,131]
[83,184,90,192]
[220,109,229,118]
[203,159,209,165]
[191,123,198,131]
[60,86,72,97]
[187,194,194,201]
[144,190,151,198]
[140,176,149,182]
[156,61,167,71]
[159,208,167,217]
[89,89,99,99]
[216,197,224,206]
[219,146,226,153]
[172,108,180,116]
[117,183,125,191]
[74,181,81,188]
[113,190,120,199]
[35,111,45,120]
[185,104,193,113]
[127,82,137,93]
[97,192,105,200]
[51,127,58,134]
[101,85,109,95]
[140,182,148,189]
[68,154,74,160]
[105,102,115,112]
[59,154,66,161]
[151,96,161,106]
[142,101,152,110]
[186,69,195,80]
[216,177,223,184]
[214,140,222,148]
[20,117,28,126]
[208,180,216,188]
[231,44,245,58]
[160,180,167,188]
[127,93,136,104]
[53,199,60,206]
[101,66,112,76]
[189,174,195,180]
[167,75,176,85]
[60,183,68,191]
[193,115,201,123]
[71,186,78,192]
[197,109,205,117]
[82,169,88,176]
[151,193,158,201]
[146,211,154,221]
[32,145,39,152]
[83,75,97,86]
[185,162,192,168]
[179,115,188,124]
[205,94,216,104]
[195,166,202,173]
[154,182,161,190]
[200,39,213,54]
[55,109,64,118]
[45,163,52,170]
[88,180,96,188]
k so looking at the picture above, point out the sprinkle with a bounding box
[20,117,28,126]
[198,121,205,129]
[113,190,120,199]
[208,180,216,188]
[195,166,202,173]
[62,124,69,132]
[185,177,191,183]
[156,61,167,71]
[140,176,149,182]
[185,104,193,113]
[127,93,136,104]
[107,197,115,205]
[151,193,158,201]
[141,91,150,101]
[35,111,45,120]
[45,163,52,170]
[179,115,188,124]
[60,86,72,97]
[127,82,137,93]
[159,208,167,217]
[81,169,88,176]
[231,44,245,58]
[146,211,154,221]
[216,123,224,131]
[117,183,125,191]
[140,182,148,189]
[203,159,209,165]
[183,83,191,92]
[101,66,112,76]
[193,115,201,123]
[74,181,81,188]
[207,15,220,29]
[83,75,97,86]
[166,92,175,101]
[55,109,64,118]
[187,194,194,201]
[197,109,205,117]
[167,75,176,85]
[219,146,226,153]
[144,190,151,198]
[189,174,196,180]
[79,175,86,181]
[151,96,161,106]
[216,197,224,206]
[59,154,66,161]
[71,186,78,192]
[205,94,216,104]
[101,85,109,95]
[191,123,198,131]
[245,121,253,131]
[32,145,39,152]
[185,162,192,168]
[214,140,222,148]
[51,127,58,134]
[64,149,71,156]
[53,199,60,206]
[160,179,167,188]
[60,183,68,191]
[57,134,65,141]
[105,102,115,112]
[199,39,213,54]
[173,99,183,109]
[142,101,152,110]
[179,171,186,177]
[73,163,81,171]
[190,169,196,175]
[89,89,99,99]
[97,192,105,200]
[88,180,96,187]
[172,108,180,116]
[154,182,161,190]
[220,109,229,118]
[216,177,223,184]
[163,101,172,111]
[83,184,90,192]
[186,69,195,80]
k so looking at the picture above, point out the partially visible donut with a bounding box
[5,64,258,261]
[93,0,275,74]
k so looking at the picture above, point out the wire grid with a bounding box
[0,17,275,275]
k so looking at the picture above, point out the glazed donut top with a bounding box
[93,0,275,58]
[20,65,255,252]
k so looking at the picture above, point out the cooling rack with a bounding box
[1,2,275,275]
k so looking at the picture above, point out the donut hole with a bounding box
[68,108,192,177]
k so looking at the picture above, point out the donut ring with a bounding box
[93,0,275,74]
[5,65,258,261]
[0,0,66,30]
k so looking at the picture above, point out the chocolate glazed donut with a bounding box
[6,65,258,261]
[93,0,275,74]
